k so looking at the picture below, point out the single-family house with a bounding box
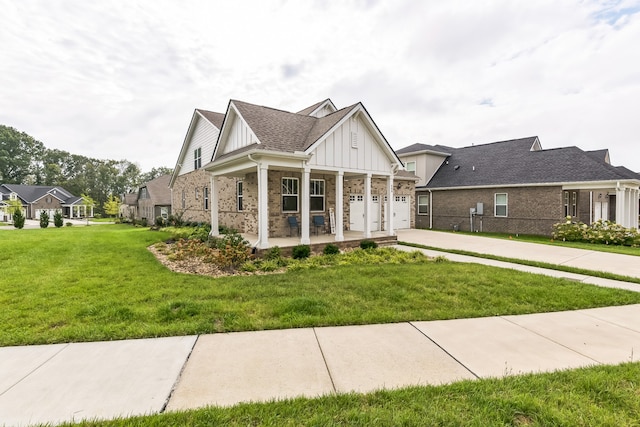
[171,98,416,249]
[169,109,225,223]
[119,192,138,220]
[0,184,89,220]
[137,174,172,222]
[396,137,640,235]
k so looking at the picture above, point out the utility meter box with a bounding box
[476,202,484,215]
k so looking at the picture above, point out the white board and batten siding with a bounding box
[180,116,219,176]
[221,114,258,156]
[308,116,393,173]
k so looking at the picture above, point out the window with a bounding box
[193,147,202,170]
[140,188,148,199]
[282,177,299,212]
[181,190,186,209]
[237,181,243,211]
[564,191,569,217]
[203,187,209,210]
[9,193,17,201]
[563,191,577,217]
[195,187,200,200]
[572,192,577,217]
[495,193,508,217]
[406,161,416,174]
[418,195,429,215]
[310,179,325,211]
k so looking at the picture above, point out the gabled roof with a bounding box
[586,149,610,164]
[0,184,79,204]
[296,99,338,116]
[170,109,224,187]
[213,100,361,162]
[123,192,138,205]
[427,137,639,189]
[140,174,171,205]
[396,143,452,156]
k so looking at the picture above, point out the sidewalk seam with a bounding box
[160,335,200,414]
[408,322,480,379]
[0,343,70,397]
[312,328,337,394]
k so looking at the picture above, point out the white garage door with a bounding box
[349,195,381,232]
[393,195,410,229]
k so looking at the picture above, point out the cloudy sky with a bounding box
[2,0,639,173]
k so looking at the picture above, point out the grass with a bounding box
[2,225,640,347]
[58,362,640,426]
[400,240,640,285]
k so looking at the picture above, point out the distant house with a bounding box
[120,175,172,222]
[0,184,89,221]
[396,137,640,235]
[170,98,415,248]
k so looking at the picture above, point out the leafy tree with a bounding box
[103,194,120,218]
[0,125,45,183]
[139,167,173,185]
[12,207,25,229]
[39,211,49,228]
[53,210,63,228]
[81,193,96,218]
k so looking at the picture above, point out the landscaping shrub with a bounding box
[292,244,311,259]
[209,231,252,271]
[264,246,282,260]
[552,216,640,246]
[65,222,73,227]
[323,243,340,255]
[359,239,378,250]
[53,211,63,228]
[140,218,148,227]
[12,208,25,229]
[155,216,166,227]
[39,211,50,228]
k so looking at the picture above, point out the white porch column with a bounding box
[70,207,74,218]
[335,170,344,242]
[364,173,372,238]
[209,174,219,236]
[632,188,639,229]
[90,206,94,217]
[301,167,311,245]
[616,185,625,227]
[387,174,395,236]
[257,163,269,249]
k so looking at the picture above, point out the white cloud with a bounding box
[0,0,638,173]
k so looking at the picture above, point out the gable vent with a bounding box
[351,131,358,149]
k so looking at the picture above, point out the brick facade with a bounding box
[425,186,565,236]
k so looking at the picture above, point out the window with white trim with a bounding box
[237,181,243,211]
[282,178,298,212]
[418,195,429,215]
[563,191,578,217]
[181,190,186,209]
[193,147,202,170]
[195,187,200,200]
[406,161,416,174]
[203,187,209,210]
[495,193,508,217]
[310,179,325,211]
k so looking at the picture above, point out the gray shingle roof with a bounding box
[0,184,79,204]
[296,99,330,115]
[396,143,451,156]
[196,109,225,129]
[141,174,171,205]
[427,137,639,188]
[216,100,359,160]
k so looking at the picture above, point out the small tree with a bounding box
[39,211,50,228]
[13,207,25,229]
[53,210,63,228]
[103,194,121,219]
[81,193,96,224]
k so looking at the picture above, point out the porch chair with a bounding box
[312,215,325,235]
[288,216,300,236]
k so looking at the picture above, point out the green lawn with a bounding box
[1,225,640,347]
[59,362,640,426]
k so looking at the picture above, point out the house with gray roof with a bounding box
[396,137,640,235]
[171,98,416,249]
[0,184,88,221]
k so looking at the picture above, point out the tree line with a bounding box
[0,124,172,215]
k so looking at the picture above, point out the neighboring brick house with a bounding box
[119,192,138,220]
[186,98,416,249]
[0,184,88,220]
[396,137,640,236]
[170,109,226,223]
[137,174,172,222]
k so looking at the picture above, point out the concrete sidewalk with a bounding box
[1,305,639,426]
[397,229,640,279]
